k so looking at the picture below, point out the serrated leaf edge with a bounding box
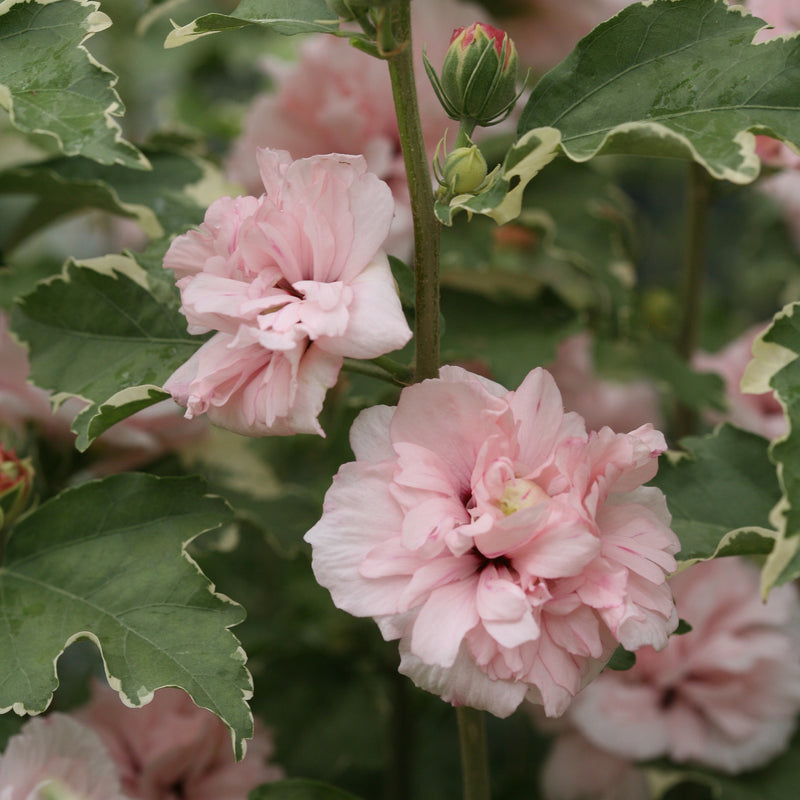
[0,0,149,169]
[0,476,254,759]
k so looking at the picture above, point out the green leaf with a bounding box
[0,150,216,252]
[165,0,340,47]
[440,159,636,321]
[519,0,800,184]
[11,256,202,450]
[250,779,363,800]
[605,645,636,671]
[741,302,800,590]
[651,424,780,565]
[0,0,147,169]
[440,288,580,389]
[0,472,254,759]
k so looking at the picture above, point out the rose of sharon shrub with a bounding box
[305,366,679,717]
[566,557,800,774]
[0,714,127,800]
[164,148,412,437]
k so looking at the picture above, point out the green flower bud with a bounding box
[442,145,488,194]
[425,22,521,127]
[0,447,33,531]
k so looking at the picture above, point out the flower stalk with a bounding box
[386,0,441,382]
[675,161,713,439]
[457,706,491,800]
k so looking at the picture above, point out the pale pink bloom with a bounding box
[542,730,650,800]
[225,0,491,259]
[496,1,635,73]
[77,684,282,800]
[305,366,679,718]
[569,557,800,774]
[163,149,412,437]
[743,0,800,40]
[547,333,662,434]
[694,324,787,440]
[0,713,127,800]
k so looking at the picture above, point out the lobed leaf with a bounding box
[651,424,780,565]
[519,0,800,183]
[0,0,147,169]
[165,0,340,48]
[0,472,254,758]
[741,302,800,590]
[0,150,215,252]
[11,256,202,450]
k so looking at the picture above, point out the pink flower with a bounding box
[305,366,679,718]
[547,333,662,434]
[225,0,492,259]
[568,557,800,773]
[77,684,282,800]
[541,729,650,800]
[743,0,800,40]
[0,713,126,800]
[693,324,787,440]
[163,149,411,437]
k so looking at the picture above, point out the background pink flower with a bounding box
[546,333,663,434]
[0,713,127,800]
[77,684,282,800]
[567,557,800,774]
[163,149,412,437]
[693,324,787,440]
[541,729,650,800]
[306,366,679,718]
[225,0,492,259]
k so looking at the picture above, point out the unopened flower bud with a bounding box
[442,145,488,194]
[0,447,33,531]
[426,22,521,127]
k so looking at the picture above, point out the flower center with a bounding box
[496,478,548,516]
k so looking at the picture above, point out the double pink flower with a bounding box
[306,366,680,717]
[164,149,412,437]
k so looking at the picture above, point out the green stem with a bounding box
[457,706,491,800]
[341,356,412,386]
[386,1,441,383]
[455,120,478,148]
[675,161,712,439]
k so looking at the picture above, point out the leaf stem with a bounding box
[457,706,491,800]
[675,161,712,439]
[386,1,441,383]
[341,357,412,386]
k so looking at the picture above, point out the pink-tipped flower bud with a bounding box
[425,22,521,127]
[0,447,33,531]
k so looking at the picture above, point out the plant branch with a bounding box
[457,706,491,800]
[386,1,441,383]
[675,161,712,439]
